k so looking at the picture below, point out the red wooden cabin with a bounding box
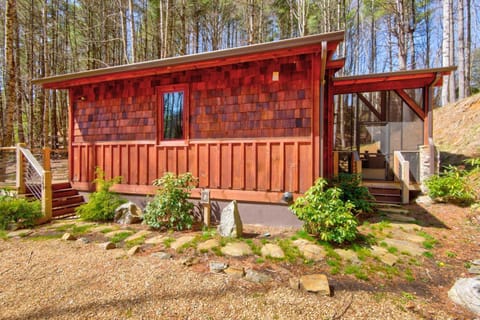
[33,31,453,225]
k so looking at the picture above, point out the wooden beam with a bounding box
[357,93,382,121]
[333,77,438,94]
[394,89,425,119]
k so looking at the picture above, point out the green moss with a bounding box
[344,264,369,281]
[28,234,62,241]
[0,230,7,240]
[110,231,134,244]
[277,239,302,263]
[126,236,146,249]
[162,237,175,248]
[387,246,398,254]
[423,251,434,259]
[404,268,415,282]
[54,223,76,232]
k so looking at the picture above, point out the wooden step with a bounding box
[52,189,79,198]
[52,204,79,218]
[52,182,72,191]
[368,187,401,196]
[52,195,84,208]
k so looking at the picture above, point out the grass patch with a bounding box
[446,251,457,258]
[0,230,7,240]
[28,234,62,241]
[367,264,400,279]
[418,231,437,249]
[200,227,216,240]
[54,223,76,232]
[350,244,372,261]
[387,246,398,254]
[100,228,114,234]
[211,246,223,256]
[110,231,134,244]
[244,239,261,256]
[163,237,175,248]
[126,236,146,249]
[71,224,94,236]
[255,257,265,264]
[277,239,302,263]
[423,251,434,259]
[344,264,369,281]
[291,230,315,242]
[404,268,415,282]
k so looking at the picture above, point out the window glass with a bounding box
[163,91,184,139]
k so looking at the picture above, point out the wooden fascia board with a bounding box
[332,77,438,95]
[40,43,341,89]
[394,89,425,119]
[357,93,382,120]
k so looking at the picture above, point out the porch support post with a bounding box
[319,41,327,177]
[425,73,442,176]
[16,143,26,194]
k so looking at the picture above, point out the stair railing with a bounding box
[393,151,410,204]
[16,143,52,223]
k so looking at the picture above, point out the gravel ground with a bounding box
[0,236,460,320]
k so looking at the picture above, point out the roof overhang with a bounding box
[33,31,345,89]
[332,66,457,95]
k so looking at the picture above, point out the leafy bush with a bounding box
[0,194,42,229]
[289,178,358,244]
[76,168,126,221]
[425,164,476,206]
[143,172,198,231]
[332,173,375,214]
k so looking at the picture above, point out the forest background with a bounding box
[1,0,479,149]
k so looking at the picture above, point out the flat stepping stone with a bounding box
[389,223,422,232]
[292,240,325,262]
[225,266,245,278]
[370,246,399,266]
[390,230,425,243]
[384,213,416,222]
[7,229,33,238]
[99,242,116,250]
[104,230,133,238]
[170,235,195,251]
[127,245,141,256]
[469,266,480,274]
[299,274,330,295]
[125,230,151,243]
[145,235,166,245]
[379,207,410,215]
[197,239,220,251]
[90,226,115,233]
[383,238,426,256]
[261,243,285,259]
[334,249,360,264]
[221,242,252,257]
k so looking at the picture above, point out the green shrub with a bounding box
[425,164,476,205]
[0,194,42,229]
[332,173,375,214]
[289,178,358,244]
[143,172,198,231]
[76,168,126,221]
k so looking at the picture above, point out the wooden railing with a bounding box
[16,143,52,223]
[393,151,410,204]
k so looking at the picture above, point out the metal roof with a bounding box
[33,31,345,88]
[334,66,456,83]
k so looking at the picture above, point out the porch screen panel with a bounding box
[163,91,184,139]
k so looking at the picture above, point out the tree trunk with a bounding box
[129,0,136,62]
[4,0,17,146]
[457,0,465,100]
[441,0,451,106]
[465,0,471,96]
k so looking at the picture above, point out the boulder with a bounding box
[299,274,330,295]
[99,242,116,250]
[197,239,220,251]
[217,200,243,238]
[225,266,245,278]
[245,269,271,283]
[61,233,77,241]
[221,242,252,257]
[170,235,195,251]
[151,252,172,260]
[448,276,480,315]
[261,243,285,259]
[114,201,143,224]
[209,261,228,273]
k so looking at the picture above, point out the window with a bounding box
[158,85,188,142]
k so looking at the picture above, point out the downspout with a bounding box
[428,72,442,176]
[319,41,327,177]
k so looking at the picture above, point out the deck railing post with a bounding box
[16,143,26,194]
[333,151,339,177]
[43,147,51,171]
[401,160,410,204]
[42,170,53,221]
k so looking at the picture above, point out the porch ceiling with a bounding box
[332,67,456,95]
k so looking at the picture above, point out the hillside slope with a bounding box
[434,93,480,164]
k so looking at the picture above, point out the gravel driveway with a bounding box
[0,235,459,320]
